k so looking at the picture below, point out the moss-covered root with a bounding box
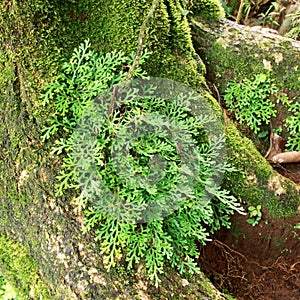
[191,18,300,97]
[224,122,300,217]
[0,235,51,299]
[191,0,225,20]
[0,232,229,300]
[191,18,300,217]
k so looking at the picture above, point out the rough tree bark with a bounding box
[0,1,299,299]
[191,18,300,217]
[191,18,300,97]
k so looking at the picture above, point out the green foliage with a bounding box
[225,0,300,39]
[42,41,244,287]
[247,205,262,226]
[41,39,148,141]
[224,73,277,133]
[243,0,253,22]
[0,274,5,298]
[219,0,233,17]
[285,10,300,40]
[285,101,300,151]
[258,2,284,27]
[224,73,300,151]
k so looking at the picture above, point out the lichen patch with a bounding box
[268,175,286,196]
[263,59,272,71]
[274,53,283,64]
[17,169,29,193]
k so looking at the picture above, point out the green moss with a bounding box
[191,0,225,20]
[203,90,225,121]
[0,235,50,299]
[103,0,206,85]
[207,42,266,92]
[224,122,299,217]
[204,39,300,98]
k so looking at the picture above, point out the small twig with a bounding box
[212,83,220,103]
[212,83,229,127]
[107,86,118,117]
[214,239,287,271]
[213,239,247,260]
[236,0,245,24]
[264,123,273,158]
[125,0,159,82]
[290,261,300,271]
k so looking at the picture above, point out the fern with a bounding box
[42,40,244,286]
[224,73,277,134]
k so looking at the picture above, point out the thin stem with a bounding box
[236,0,245,24]
[126,0,159,82]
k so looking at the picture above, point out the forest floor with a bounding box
[199,211,300,300]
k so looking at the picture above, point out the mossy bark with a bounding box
[191,18,300,216]
[191,18,300,96]
[0,1,228,299]
[0,1,299,299]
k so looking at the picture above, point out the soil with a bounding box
[198,212,300,300]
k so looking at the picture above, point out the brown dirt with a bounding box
[198,212,300,300]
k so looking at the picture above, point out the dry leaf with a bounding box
[265,132,285,159]
[270,151,300,164]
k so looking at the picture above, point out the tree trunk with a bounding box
[191,18,300,217]
[0,1,299,299]
[0,1,226,299]
[191,18,300,97]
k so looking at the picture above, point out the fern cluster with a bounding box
[224,73,299,151]
[224,73,277,134]
[285,101,300,151]
[42,40,243,286]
